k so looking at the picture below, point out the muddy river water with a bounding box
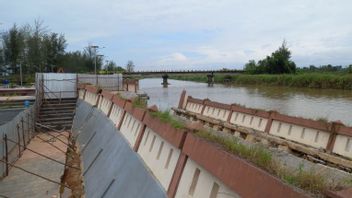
[140,78,352,126]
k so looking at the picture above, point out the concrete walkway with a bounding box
[0,132,68,198]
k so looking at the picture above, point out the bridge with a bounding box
[123,69,244,87]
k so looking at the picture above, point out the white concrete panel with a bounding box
[203,106,230,121]
[229,112,268,132]
[186,102,203,114]
[175,159,240,198]
[79,90,85,99]
[138,128,181,190]
[120,113,142,147]
[84,92,98,106]
[98,97,112,115]
[269,121,330,149]
[333,135,352,159]
[109,104,124,125]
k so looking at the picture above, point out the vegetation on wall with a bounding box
[194,129,350,195]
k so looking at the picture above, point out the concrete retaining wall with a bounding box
[138,127,181,190]
[97,90,114,116]
[76,86,350,198]
[109,104,125,126]
[269,121,330,149]
[84,85,100,106]
[229,112,268,132]
[178,90,352,159]
[78,89,85,100]
[120,112,144,147]
[72,100,166,198]
[185,97,204,114]
[98,97,112,116]
[333,135,352,157]
[175,157,239,198]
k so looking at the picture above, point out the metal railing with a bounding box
[0,106,35,177]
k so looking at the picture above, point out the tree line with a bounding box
[243,41,352,74]
[0,20,135,83]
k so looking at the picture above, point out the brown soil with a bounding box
[60,134,84,198]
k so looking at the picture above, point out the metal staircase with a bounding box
[34,73,78,132]
[36,98,77,131]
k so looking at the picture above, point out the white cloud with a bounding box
[1,0,352,69]
[157,52,188,65]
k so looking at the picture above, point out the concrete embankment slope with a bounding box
[72,100,166,198]
[76,85,312,198]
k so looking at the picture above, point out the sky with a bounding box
[1,0,352,70]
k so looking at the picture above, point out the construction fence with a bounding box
[77,74,123,91]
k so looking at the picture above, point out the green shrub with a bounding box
[170,73,352,90]
[150,110,185,129]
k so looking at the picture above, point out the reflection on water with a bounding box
[140,78,352,125]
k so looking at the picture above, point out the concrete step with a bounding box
[36,124,72,131]
[40,106,76,111]
[39,116,73,122]
[43,99,77,104]
[39,121,73,128]
[39,112,74,118]
[40,109,75,114]
[42,103,76,108]
[38,112,75,119]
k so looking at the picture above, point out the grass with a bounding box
[114,93,147,109]
[195,130,272,169]
[194,130,338,195]
[146,109,349,194]
[131,97,147,109]
[170,73,352,90]
[150,110,185,129]
[276,164,327,195]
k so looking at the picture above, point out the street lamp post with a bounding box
[96,54,104,86]
[89,45,99,86]
[88,45,105,86]
[20,62,22,87]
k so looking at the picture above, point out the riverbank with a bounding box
[169,73,352,90]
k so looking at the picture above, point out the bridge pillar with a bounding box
[162,74,169,88]
[207,72,214,87]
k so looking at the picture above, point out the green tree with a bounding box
[244,60,257,74]
[0,46,4,67]
[105,60,126,73]
[126,60,135,72]
[105,60,117,72]
[243,41,296,74]
[26,20,47,72]
[42,33,67,72]
[2,24,25,74]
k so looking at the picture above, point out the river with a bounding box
[139,78,352,126]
